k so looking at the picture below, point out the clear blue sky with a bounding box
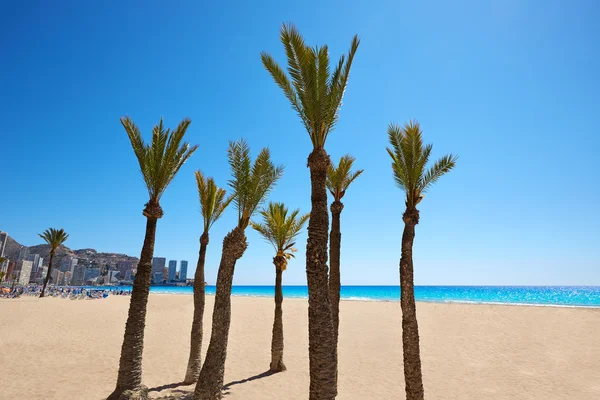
[1,0,599,285]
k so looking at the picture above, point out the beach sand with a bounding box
[1,295,599,399]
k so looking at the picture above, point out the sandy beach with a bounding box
[1,295,599,399]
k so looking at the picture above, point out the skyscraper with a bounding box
[117,261,135,281]
[26,254,42,273]
[18,246,30,261]
[15,260,33,285]
[168,260,177,282]
[151,257,166,284]
[60,256,78,273]
[0,231,8,258]
[72,265,87,286]
[180,260,188,281]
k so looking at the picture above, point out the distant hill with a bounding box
[1,232,138,268]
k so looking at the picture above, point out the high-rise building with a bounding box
[60,256,78,273]
[0,231,8,258]
[15,260,33,285]
[84,268,100,283]
[117,261,136,281]
[26,254,42,273]
[6,261,16,278]
[180,260,188,281]
[18,246,30,261]
[168,260,177,282]
[72,265,87,286]
[64,271,73,286]
[152,257,166,284]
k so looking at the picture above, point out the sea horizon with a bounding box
[89,285,600,308]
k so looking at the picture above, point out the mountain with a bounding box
[1,233,138,268]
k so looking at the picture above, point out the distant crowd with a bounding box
[0,285,132,299]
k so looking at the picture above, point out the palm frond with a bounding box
[38,228,69,252]
[387,120,457,208]
[121,117,198,202]
[326,154,364,201]
[228,140,284,229]
[420,154,458,193]
[262,24,360,149]
[195,170,233,233]
[251,202,309,263]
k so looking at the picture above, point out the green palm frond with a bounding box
[326,154,364,201]
[122,117,198,202]
[262,23,360,149]
[38,228,69,252]
[228,140,284,229]
[250,202,309,269]
[386,121,457,208]
[195,170,234,233]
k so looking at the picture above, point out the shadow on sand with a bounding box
[149,370,276,399]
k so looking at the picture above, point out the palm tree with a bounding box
[195,139,283,400]
[251,202,309,372]
[108,117,197,400]
[386,121,457,400]
[326,155,363,345]
[38,228,69,298]
[183,171,233,384]
[261,23,359,399]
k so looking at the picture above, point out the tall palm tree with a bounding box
[183,171,233,384]
[386,121,457,400]
[38,228,69,298]
[251,202,309,372]
[195,139,283,400]
[326,155,363,345]
[108,117,197,400]
[261,23,359,400]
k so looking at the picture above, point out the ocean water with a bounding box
[104,285,600,308]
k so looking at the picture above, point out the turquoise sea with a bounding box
[104,285,600,308]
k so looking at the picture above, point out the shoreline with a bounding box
[143,291,600,309]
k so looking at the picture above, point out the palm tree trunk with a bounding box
[270,258,286,372]
[400,208,424,400]
[39,251,55,298]
[306,148,337,400]
[195,227,247,400]
[184,231,209,384]
[107,216,157,400]
[328,201,343,346]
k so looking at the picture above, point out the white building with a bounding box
[16,260,33,285]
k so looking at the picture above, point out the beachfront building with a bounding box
[72,265,87,286]
[18,246,30,261]
[26,254,43,273]
[60,256,78,273]
[117,260,136,281]
[152,257,166,284]
[85,268,100,283]
[15,260,33,285]
[0,231,7,258]
[6,261,16,279]
[180,260,188,281]
[168,260,177,282]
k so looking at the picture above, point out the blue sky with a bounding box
[1,0,598,285]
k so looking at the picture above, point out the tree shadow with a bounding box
[149,381,189,393]
[151,388,193,400]
[222,370,276,394]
